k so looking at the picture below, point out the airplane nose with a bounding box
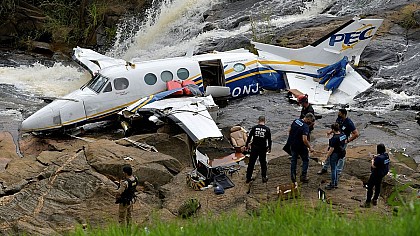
[21,106,61,132]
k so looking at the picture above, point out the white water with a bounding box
[110,0,219,60]
[0,63,89,97]
[110,0,336,61]
[0,0,415,122]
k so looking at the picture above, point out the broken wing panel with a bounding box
[142,97,223,142]
[329,65,372,104]
[72,47,127,75]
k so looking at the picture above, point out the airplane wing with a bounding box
[142,96,222,142]
[72,47,127,75]
[121,94,222,143]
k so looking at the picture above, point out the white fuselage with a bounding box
[21,17,383,132]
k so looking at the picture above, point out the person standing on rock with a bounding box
[245,116,272,184]
[324,123,346,190]
[298,94,315,120]
[116,166,138,226]
[288,113,315,184]
[318,108,359,176]
[298,94,315,141]
[361,144,390,208]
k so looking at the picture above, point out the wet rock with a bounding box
[203,23,217,32]
[414,10,420,25]
[228,15,250,29]
[30,41,54,56]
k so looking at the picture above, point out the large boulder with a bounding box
[85,139,183,185]
[117,133,194,167]
[0,149,119,235]
[0,156,44,190]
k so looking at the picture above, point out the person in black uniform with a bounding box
[288,113,315,183]
[116,166,138,225]
[318,108,359,175]
[298,94,314,119]
[361,144,390,208]
[245,116,272,183]
[324,123,346,190]
[298,94,315,141]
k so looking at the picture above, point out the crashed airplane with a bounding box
[21,17,383,143]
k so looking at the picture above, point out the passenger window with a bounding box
[177,68,189,80]
[103,82,112,93]
[144,73,157,85]
[233,63,246,72]
[161,70,173,82]
[114,78,129,90]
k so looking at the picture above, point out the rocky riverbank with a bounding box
[1,1,420,235]
[1,91,419,235]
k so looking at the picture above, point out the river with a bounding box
[0,0,419,163]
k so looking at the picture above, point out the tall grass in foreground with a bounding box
[70,200,420,236]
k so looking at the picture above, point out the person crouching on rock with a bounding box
[288,113,315,184]
[361,144,390,208]
[324,123,346,190]
[245,116,272,184]
[116,166,138,225]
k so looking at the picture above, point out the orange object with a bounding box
[181,80,195,95]
[166,81,183,96]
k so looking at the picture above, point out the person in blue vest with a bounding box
[361,144,390,208]
[324,123,347,190]
[318,108,359,175]
[288,113,315,184]
[116,166,138,225]
[245,116,272,184]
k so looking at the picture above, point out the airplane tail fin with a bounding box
[253,17,383,66]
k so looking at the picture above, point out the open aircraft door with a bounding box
[200,59,230,97]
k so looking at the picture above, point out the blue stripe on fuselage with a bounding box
[225,67,285,97]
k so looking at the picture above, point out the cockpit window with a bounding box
[103,82,112,93]
[87,74,109,93]
[114,77,129,90]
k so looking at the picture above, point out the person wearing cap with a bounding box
[318,108,359,176]
[115,165,138,226]
[298,94,314,120]
[298,94,315,141]
[245,116,272,184]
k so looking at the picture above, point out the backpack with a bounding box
[382,154,390,177]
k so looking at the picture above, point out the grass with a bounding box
[68,199,420,236]
[398,3,420,45]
